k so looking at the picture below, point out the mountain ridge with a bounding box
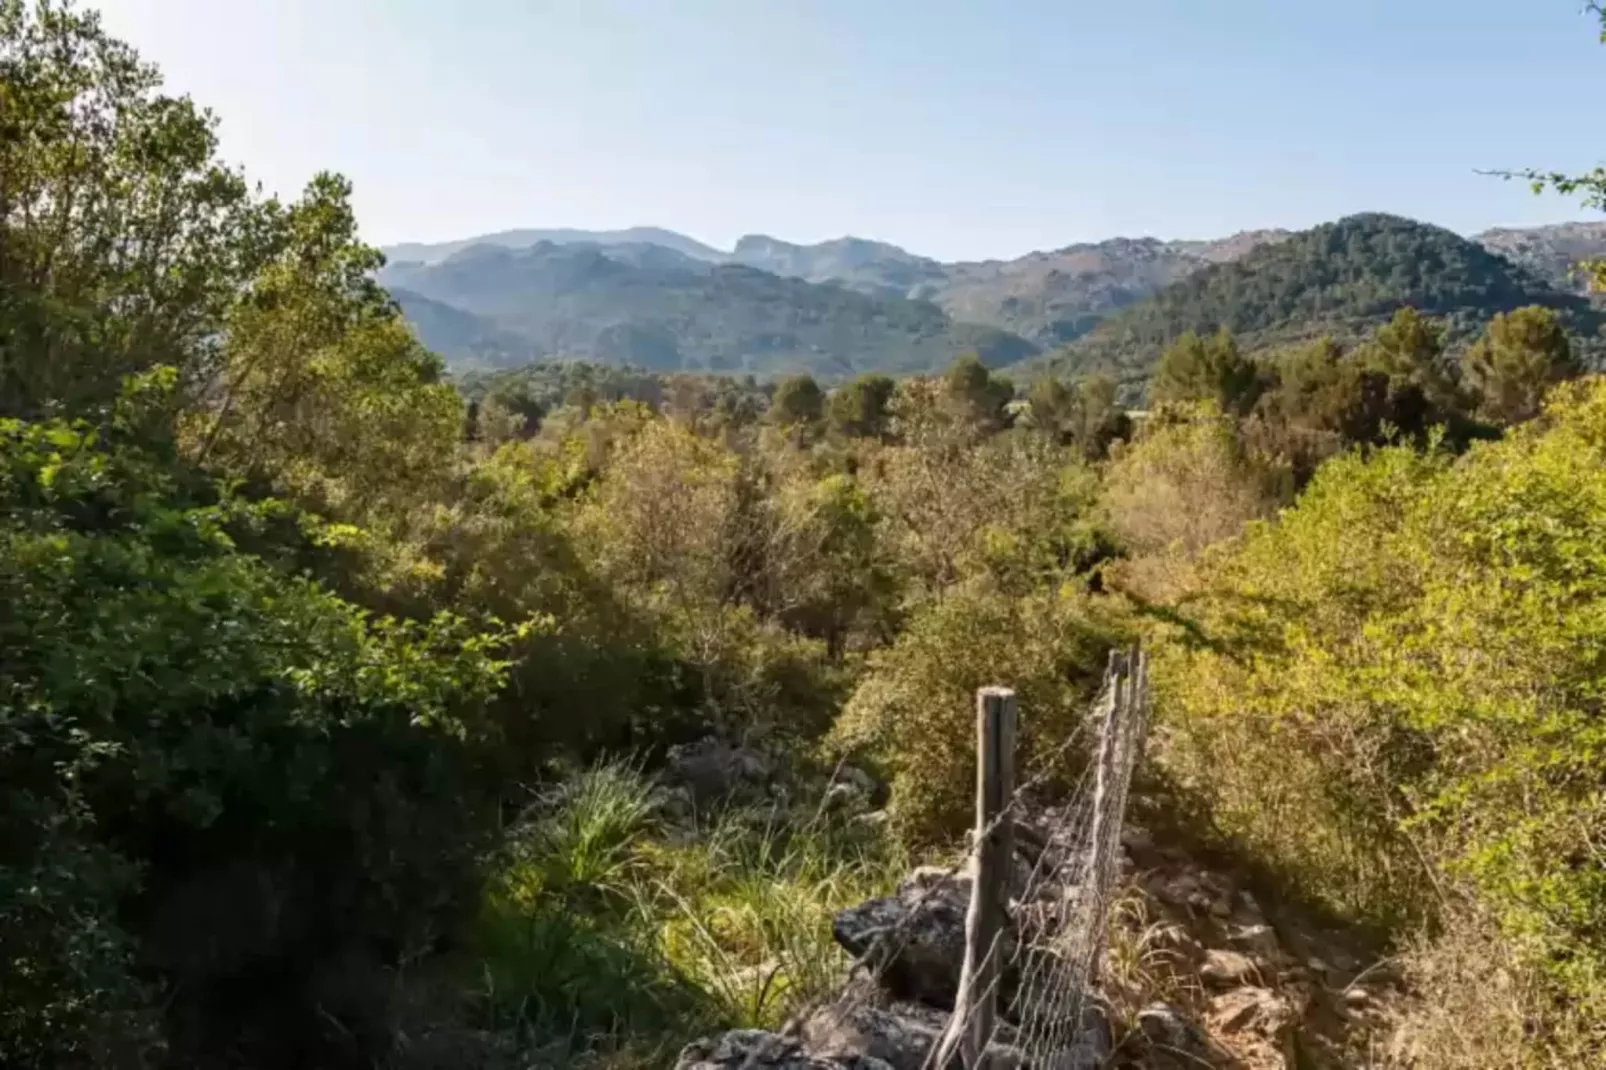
[381,216,1606,381]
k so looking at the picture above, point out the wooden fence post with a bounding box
[935,686,1018,1069]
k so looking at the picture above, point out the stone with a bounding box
[1201,948,1261,987]
[831,868,997,1008]
[1228,922,1282,963]
[799,1002,944,1070]
[663,737,775,804]
[1133,1003,1216,1064]
[675,1030,893,1070]
[1208,986,1296,1038]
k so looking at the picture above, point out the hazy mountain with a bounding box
[382,217,1606,382]
[380,241,1037,377]
[1033,213,1604,382]
[930,230,1295,347]
[383,226,725,266]
[1474,221,1606,294]
[729,234,950,297]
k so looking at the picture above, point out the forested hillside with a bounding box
[7,4,1606,1070]
[1035,213,1605,384]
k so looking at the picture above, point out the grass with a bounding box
[467,757,905,1064]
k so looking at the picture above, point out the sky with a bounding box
[94,0,1606,262]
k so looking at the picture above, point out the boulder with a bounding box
[663,737,775,804]
[799,998,1032,1070]
[1132,1003,1219,1067]
[832,868,982,1007]
[1201,948,1261,988]
[674,1030,892,1070]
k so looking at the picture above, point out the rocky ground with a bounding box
[665,739,1403,1070]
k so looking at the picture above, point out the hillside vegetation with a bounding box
[1036,213,1605,384]
[8,4,1606,1070]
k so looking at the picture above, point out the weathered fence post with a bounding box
[935,686,1018,1069]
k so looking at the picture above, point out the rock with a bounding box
[1228,923,1282,963]
[832,868,990,1008]
[675,1030,893,1070]
[851,810,891,834]
[1201,948,1261,987]
[1208,986,1295,1038]
[1133,1003,1216,1065]
[799,1001,945,1070]
[1120,825,1154,854]
[664,737,775,804]
[835,764,877,796]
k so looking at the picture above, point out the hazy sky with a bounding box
[94,0,1606,261]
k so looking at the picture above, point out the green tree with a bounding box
[184,174,464,535]
[1149,328,1263,415]
[942,353,1013,431]
[769,374,825,430]
[1462,306,1580,426]
[1025,375,1130,459]
[0,1,279,420]
[827,373,896,440]
[0,407,517,1065]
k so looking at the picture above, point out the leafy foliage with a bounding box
[0,412,516,1066]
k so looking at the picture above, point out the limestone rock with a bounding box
[831,867,992,1008]
[663,737,775,804]
[1208,986,1296,1038]
[675,1030,892,1070]
[1201,948,1261,988]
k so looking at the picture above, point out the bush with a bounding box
[0,416,516,1067]
[1156,377,1606,1043]
[832,582,1119,843]
[1102,403,1288,602]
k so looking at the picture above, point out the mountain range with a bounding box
[380,218,1606,381]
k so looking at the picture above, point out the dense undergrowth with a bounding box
[5,3,1606,1068]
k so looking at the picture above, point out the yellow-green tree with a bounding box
[1461,306,1578,425]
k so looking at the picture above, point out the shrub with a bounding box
[1156,377,1606,1041]
[0,416,516,1066]
[832,582,1119,844]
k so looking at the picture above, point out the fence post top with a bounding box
[976,685,1016,699]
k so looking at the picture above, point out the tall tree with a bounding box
[0,0,277,419]
[1150,328,1264,415]
[942,353,1013,431]
[1461,306,1578,425]
[769,374,825,429]
[827,373,896,440]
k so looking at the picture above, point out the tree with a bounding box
[827,373,896,440]
[769,374,825,430]
[0,1,278,420]
[1461,306,1579,425]
[182,173,464,533]
[1025,375,1130,459]
[942,353,1013,432]
[1149,329,1264,415]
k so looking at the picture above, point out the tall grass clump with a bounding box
[469,759,905,1062]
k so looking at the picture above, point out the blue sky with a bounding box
[95,0,1606,261]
